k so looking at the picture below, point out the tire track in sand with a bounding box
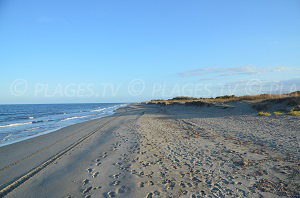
[0,113,124,197]
[0,117,114,173]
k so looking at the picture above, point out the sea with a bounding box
[0,103,127,147]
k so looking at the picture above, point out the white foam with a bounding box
[0,104,128,147]
[90,107,107,112]
[61,116,79,121]
[0,122,33,128]
[60,115,92,122]
[79,115,89,118]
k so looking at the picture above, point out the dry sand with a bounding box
[0,103,299,198]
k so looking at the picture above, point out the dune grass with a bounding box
[288,110,300,116]
[258,112,271,116]
[146,91,300,105]
[273,112,283,116]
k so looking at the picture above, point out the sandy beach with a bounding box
[0,103,299,198]
[2,0,300,197]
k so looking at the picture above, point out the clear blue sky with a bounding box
[1,0,300,104]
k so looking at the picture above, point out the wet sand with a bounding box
[0,103,299,197]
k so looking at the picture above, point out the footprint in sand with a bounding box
[83,186,93,194]
[109,173,121,179]
[86,168,93,173]
[180,181,186,188]
[146,192,153,198]
[148,181,154,186]
[167,182,175,190]
[82,179,89,185]
[113,173,121,179]
[110,180,120,186]
[153,190,160,196]
[139,182,145,187]
[117,186,127,194]
[130,169,137,174]
[104,191,116,198]
[92,172,99,178]
[191,194,197,198]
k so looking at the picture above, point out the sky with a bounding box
[1,0,300,104]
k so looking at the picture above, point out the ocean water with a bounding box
[0,103,126,147]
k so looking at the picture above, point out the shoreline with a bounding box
[0,103,299,197]
[0,103,127,148]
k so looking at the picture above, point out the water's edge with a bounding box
[0,104,128,147]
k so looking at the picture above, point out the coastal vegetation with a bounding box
[289,110,300,116]
[258,112,271,116]
[146,91,299,105]
[273,112,283,116]
[145,91,300,117]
